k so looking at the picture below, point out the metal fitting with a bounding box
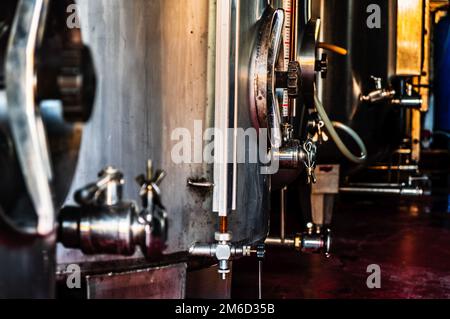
[272,142,307,169]
[360,88,396,103]
[256,243,266,260]
[189,240,258,280]
[390,97,423,108]
[215,231,232,242]
[59,162,168,258]
[360,76,396,103]
[216,243,232,279]
[216,243,232,260]
[265,226,331,257]
[242,245,252,257]
[295,227,331,257]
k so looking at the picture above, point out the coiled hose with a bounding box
[314,95,367,164]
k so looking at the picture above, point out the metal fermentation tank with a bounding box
[312,0,399,165]
[57,0,271,296]
[313,1,428,169]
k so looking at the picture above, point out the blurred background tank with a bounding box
[312,0,400,167]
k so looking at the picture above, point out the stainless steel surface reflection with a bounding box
[59,0,271,266]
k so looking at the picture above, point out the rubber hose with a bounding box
[314,94,367,164]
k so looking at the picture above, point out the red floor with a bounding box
[232,196,450,299]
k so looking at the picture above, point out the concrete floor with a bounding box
[232,195,450,299]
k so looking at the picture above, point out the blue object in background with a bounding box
[447,194,450,213]
[435,14,450,132]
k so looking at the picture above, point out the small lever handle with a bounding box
[74,183,99,206]
[370,76,383,90]
[74,167,123,206]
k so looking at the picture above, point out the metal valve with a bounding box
[360,76,396,104]
[59,161,168,258]
[189,233,269,280]
[296,223,331,257]
[265,224,331,257]
[135,160,169,256]
[189,232,253,280]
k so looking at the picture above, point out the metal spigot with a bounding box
[361,76,423,108]
[360,76,396,103]
[265,224,331,257]
[59,161,169,258]
[215,232,232,279]
[189,233,253,280]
